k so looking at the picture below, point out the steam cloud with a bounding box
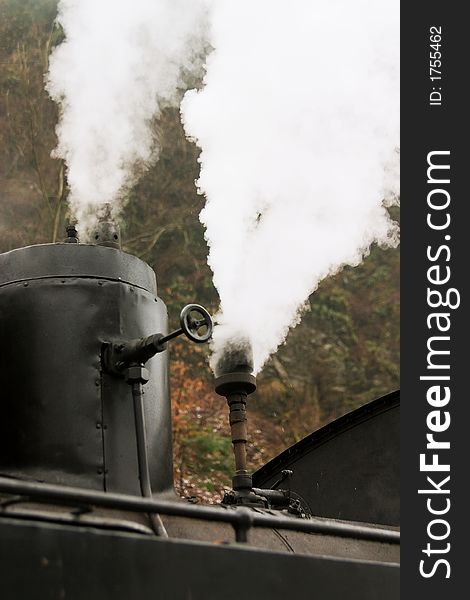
[46,0,399,375]
[182,0,400,373]
[47,0,209,227]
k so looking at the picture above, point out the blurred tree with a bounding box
[257,240,399,447]
[0,0,66,247]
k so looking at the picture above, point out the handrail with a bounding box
[0,476,400,545]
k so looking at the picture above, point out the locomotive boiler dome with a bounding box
[0,242,173,495]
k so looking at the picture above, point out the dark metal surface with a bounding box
[93,205,121,249]
[64,225,79,244]
[0,476,400,544]
[0,504,399,564]
[130,380,168,537]
[103,334,167,373]
[0,517,399,600]
[253,391,400,526]
[215,371,258,499]
[0,243,157,293]
[160,512,399,563]
[0,243,172,494]
[103,304,213,372]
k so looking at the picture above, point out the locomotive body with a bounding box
[0,239,399,599]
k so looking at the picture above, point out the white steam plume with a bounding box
[181,0,400,374]
[47,0,209,227]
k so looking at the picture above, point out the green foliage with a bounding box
[182,432,233,479]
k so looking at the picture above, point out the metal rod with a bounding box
[157,328,183,346]
[0,476,399,545]
[131,382,168,538]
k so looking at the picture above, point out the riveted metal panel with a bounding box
[0,244,157,293]
[0,245,172,493]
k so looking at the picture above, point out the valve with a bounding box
[160,304,212,345]
[103,303,213,375]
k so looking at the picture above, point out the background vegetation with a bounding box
[0,0,399,502]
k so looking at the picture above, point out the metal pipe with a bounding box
[132,382,154,499]
[215,372,257,492]
[251,488,289,508]
[104,305,213,374]
[227,393,248,474]
[131,382,168,538]
[0,476,400,545]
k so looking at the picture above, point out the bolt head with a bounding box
[125,365,150,384]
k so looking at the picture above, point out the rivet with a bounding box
[98,281,103,286]
[96,423,102,429]
[23,282,29,287]
[97,468,103,475]
[95,380,100,387]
